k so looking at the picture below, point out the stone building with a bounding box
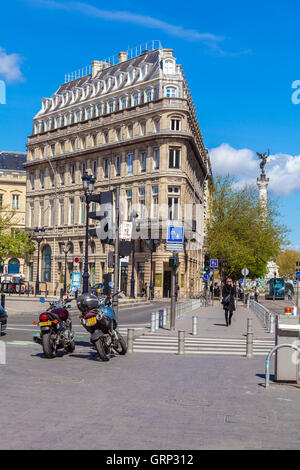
[0,151,27,276]
[25,42,212,297]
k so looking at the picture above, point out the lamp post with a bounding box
[273,271,277,302]
[82,172,95,294]
[34,227,45,296]
[61,240,73,295]
[146,238,159,300]
[130,210,138,298]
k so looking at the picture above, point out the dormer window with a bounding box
[164,59,175,75]
[165,87,177,98]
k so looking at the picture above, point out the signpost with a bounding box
[241,268,249,305]
[296,261,300,308]
[167,226,184,330]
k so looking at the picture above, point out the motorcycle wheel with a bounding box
[42,332,57,358]
[65,340,75,353]
[94,337,110,361]
[113,332,127,355]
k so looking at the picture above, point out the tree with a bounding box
[206,176,289,281]
[0,208,35,263]
[276,249,300,278]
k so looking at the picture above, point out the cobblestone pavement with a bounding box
[1,302,300,450]
[1,332,300,450]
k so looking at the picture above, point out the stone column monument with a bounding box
[256,150,279,280]
[256,150,270,207]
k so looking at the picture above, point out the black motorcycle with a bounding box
[33,297,75,358]
[77,292,127,362]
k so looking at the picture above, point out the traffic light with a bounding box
[88,191,114,244]
[107,250,115,269]
[169,253,179,268]
[103,273,112,295]
[204,253,210,272]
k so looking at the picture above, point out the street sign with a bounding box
[294,280,297,285]
[71,272,81,292]
[241,268,249,276]
[210,259,218,269]
[166,243,183,251]
[239,279,243,284]
[120,221,132,241]
[203,273,210,280]
[167,226,184,244]
[296,271,300,278]
[74,257,79,264]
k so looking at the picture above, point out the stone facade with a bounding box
[0,152,27,276]
[25,45,212,297]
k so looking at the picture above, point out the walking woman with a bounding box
[222,278,236,326]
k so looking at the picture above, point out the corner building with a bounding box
[25,43,212,298]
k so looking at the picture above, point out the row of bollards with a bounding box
[127,315,254,357]
[151,309,167,332]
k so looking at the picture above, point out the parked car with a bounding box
[0,305,7,335]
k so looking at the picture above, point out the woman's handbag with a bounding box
[222,294,231,305]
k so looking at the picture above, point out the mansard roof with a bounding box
[57,49,161,94]
[0,152,27,171]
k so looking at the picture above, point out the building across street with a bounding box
[24,42,212,298]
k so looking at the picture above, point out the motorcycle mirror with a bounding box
[40,297,46,303]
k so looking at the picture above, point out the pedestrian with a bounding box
[222,278,236,326]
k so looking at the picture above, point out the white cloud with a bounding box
[0,47,24,83]
[28,0,224,52]
[209,143,300,197]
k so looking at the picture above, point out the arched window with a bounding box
[8,258,20,275]
[42,245,51,282]
[164,59,175,75]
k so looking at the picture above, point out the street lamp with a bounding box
[146,238,159,300]
[273,271,277,302]
[130,210,138,298]
[34,227,45,296]
[82,172,95,294]
[61,240,73,296]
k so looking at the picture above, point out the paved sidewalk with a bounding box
[144,302,271,340]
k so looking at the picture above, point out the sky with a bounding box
[0,0,300,249]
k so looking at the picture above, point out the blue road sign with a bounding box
[210,259,218,269]
[294,280,297,285]
[239,279,243,284]
[296,271,300,278]
[203,273,210,280]
[167,226,184,244]
[71,272,81,292]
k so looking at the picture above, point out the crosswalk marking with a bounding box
[132,335,275,356]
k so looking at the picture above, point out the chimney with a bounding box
[92,60,110,77]
[118,51,128,63]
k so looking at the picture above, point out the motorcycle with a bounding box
[77,292,127,362]
[33,297,75,358]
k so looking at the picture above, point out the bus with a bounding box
[265,277,285,300]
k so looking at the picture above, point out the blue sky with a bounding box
[0,0,300,249]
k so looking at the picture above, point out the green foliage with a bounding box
[0,208,35,262]
[276,249,300,278]
[206,176,289,281]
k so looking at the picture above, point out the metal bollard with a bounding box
[246,318,253,358]
[155,311,159,330]
[1,294,5,309]
[127,328,134,353]
[192,316,197,336]
[163,308,167,328]
[178,330,185,355]
[159,309,164,328]
[151,312,156,332]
